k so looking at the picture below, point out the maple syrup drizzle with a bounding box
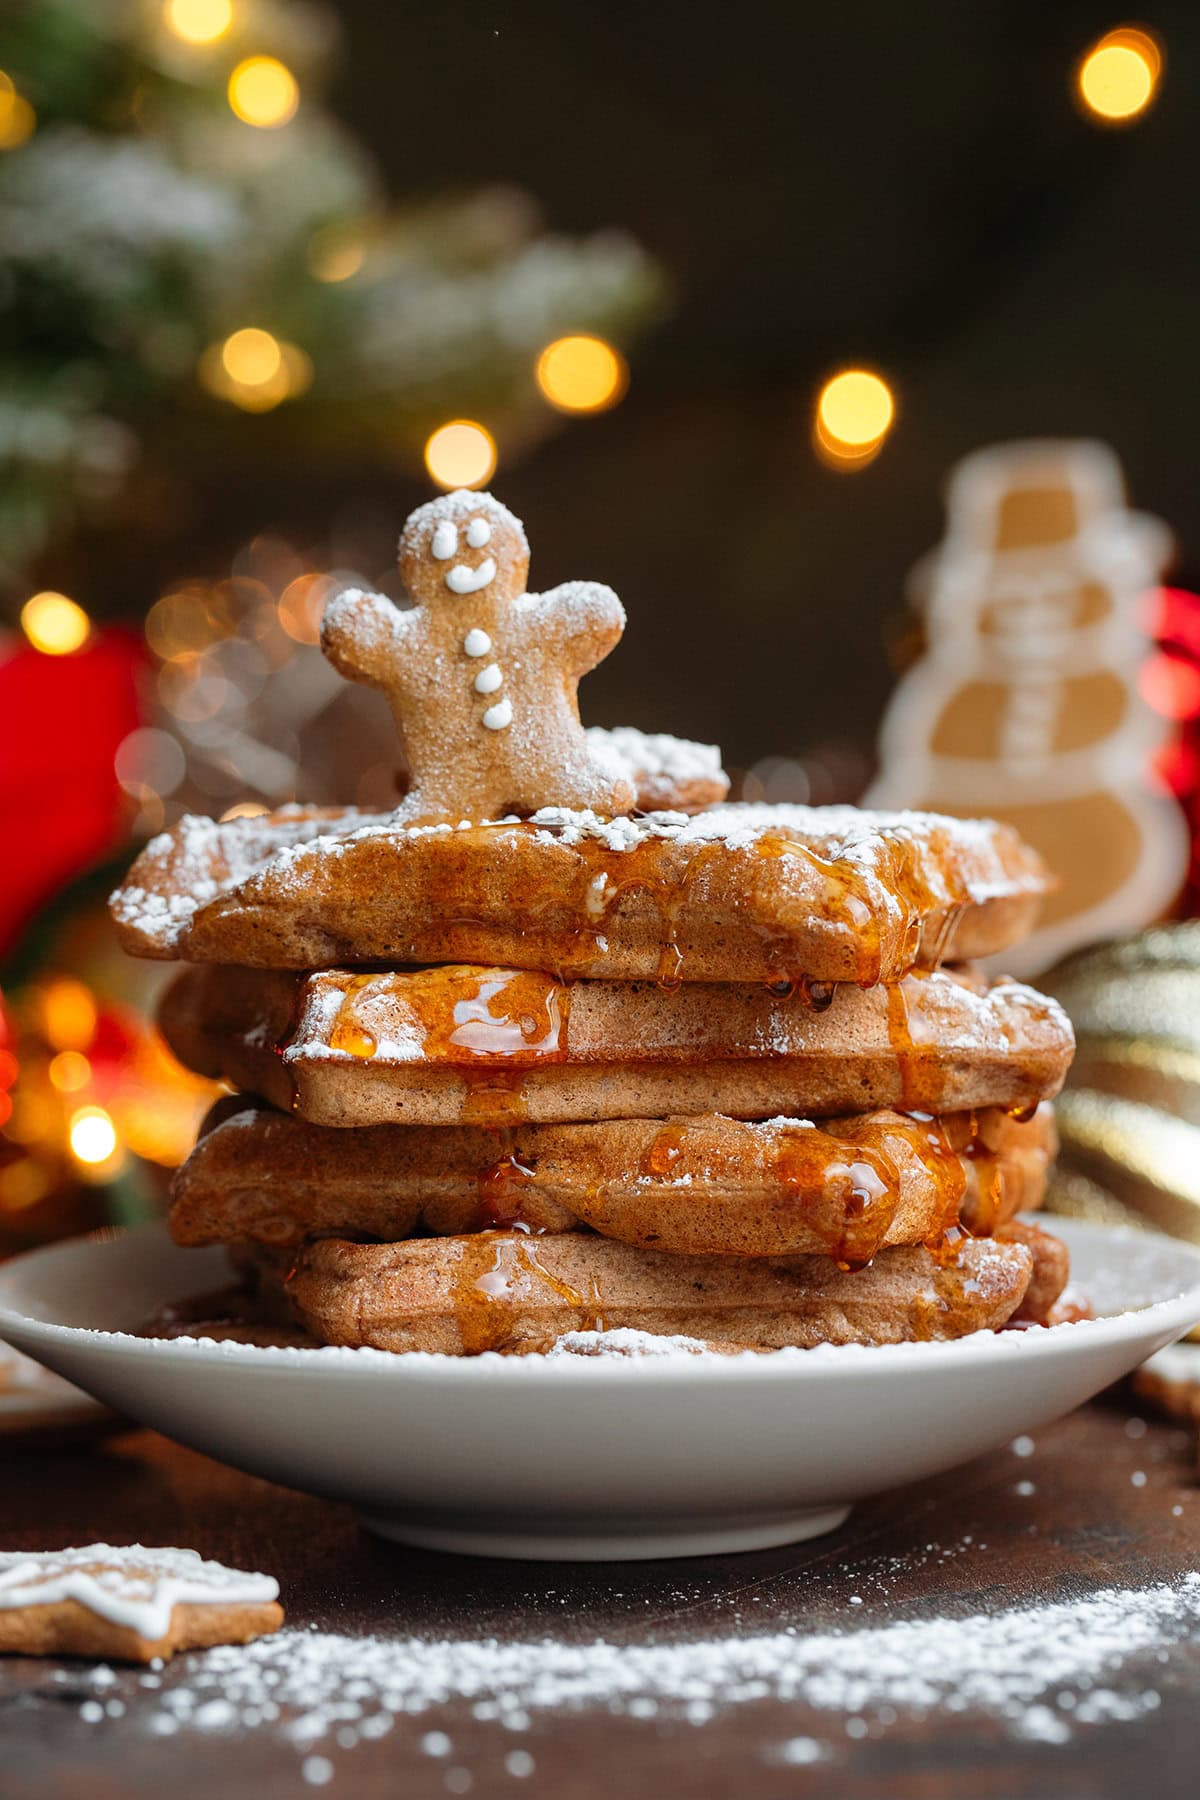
[475,1148,538,1229]
[448,1232,603,1353]
[769,1126,898,1269]
[328,973,379,1059]
[883,977,942,1113]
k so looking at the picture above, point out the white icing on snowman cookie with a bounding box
[0,1545,279,1640]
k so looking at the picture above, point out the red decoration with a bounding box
[0,629,146,959]
[1144,586,1200,912]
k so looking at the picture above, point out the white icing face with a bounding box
[482,696,513,731]
[463,628,491,657]
[445,558,496,596]
[431,521,457,561]
[466,517,492,548]
[474,662,503,695]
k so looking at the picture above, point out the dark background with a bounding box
[138,3,1200,780]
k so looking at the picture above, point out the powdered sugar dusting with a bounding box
[587,725,726,792]
[109,800,1044,957]
[65,1575,1200,1768]
[546,1329,713,1358]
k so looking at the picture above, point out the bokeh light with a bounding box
[68,1104,120,1171]
[48,1050,92,1094]
[20,591,90,655]
[222,327,282,386]
[1138,650,1200,720]
[1076,28,1162,124]
[199,331,312,411]
[308,225,366,283]
[164,0,233,43]
[0,72,35,150]
[424,420,498,489]
[535,335,627,414]
[38,978,97,1051]
[228,55,299,128]
[814,368,896,469]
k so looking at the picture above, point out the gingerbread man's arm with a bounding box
[321,589,418,692]
[516,581,626,677]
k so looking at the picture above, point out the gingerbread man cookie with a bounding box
[0,1544,282,1662]
[322,490,635,824]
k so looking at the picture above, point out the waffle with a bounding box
[170,1101,1054,1262]
[284,1229,1035,1355]
[158,961,1072,1128]
[111,801,1050,983]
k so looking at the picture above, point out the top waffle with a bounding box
[110,800,1049,984]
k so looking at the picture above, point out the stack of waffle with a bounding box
[110,490,1076,1356]
[113,794,1075,1354]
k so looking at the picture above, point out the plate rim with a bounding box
[2,1217,1199,1388]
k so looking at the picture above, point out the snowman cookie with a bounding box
[868,439,1187,976]
[323,490,635,825]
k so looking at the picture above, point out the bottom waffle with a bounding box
[284,1230,1037,1355]
[171,1102,1054,1264]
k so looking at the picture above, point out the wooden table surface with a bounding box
[2,1398,1197,1800]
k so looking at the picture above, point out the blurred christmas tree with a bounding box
[0,0,664,604]
[0,0,664,1248]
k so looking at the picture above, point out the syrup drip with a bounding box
[329,973,379,1060]
[769,1128,898,1270]
[643,1124,688,1177]
[475,1149,537,1229]
[449,1232,605,1354]
[884,978,941,1112]
[569,837,732,987]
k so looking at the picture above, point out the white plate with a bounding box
[0,1220,1197,1562]
[0,1344,108,1436]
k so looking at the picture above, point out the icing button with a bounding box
[474,663,503,695]
[482,697,514,731]
[463,628,491,657]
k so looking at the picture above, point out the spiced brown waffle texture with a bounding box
[111,489,1078,1357]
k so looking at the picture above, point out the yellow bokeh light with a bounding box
[307,225,366,283]
[39,978,98,1051]
[228,55,299,128]
[222,327,282,386]
[200,335,311,411]
[20,591,91,655]
[164,0,233,44]
[535,335,628,414]
[814,368,896,469]
[0,73,35,150]
[424,420,498,490]
[69,1105,119,1168]
[220,800,270,820]
[48,1050,92,1094]
[1077,28,1162,122]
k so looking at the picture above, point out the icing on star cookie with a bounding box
[0,1544,283,1662]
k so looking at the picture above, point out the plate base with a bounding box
[360,1503,852,1562]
